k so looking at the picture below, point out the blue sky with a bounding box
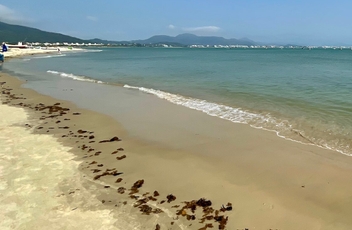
[1,0,351,45]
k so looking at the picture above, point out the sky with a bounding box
[1,0,352,46]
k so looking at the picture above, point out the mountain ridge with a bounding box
[0,21,84,43]
[133,33,257,46]
[0,21,261,46]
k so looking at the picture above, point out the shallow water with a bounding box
[2,48,352,155]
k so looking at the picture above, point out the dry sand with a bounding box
[1,50,352,229]
[2,47,82,58]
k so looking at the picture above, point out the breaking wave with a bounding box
[124,84,351,156]
[33,54,66,59]
[47,70,104,84]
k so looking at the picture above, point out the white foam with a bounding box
[124,84,270,124]
[47,70,104,84]
[33,54,66,59]
[82,49,103,53]
[123,84,351,156]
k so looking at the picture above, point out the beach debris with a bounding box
[111,150,118,154]
[80,144,88,150]
[155,224,160,230]
[196,198,212,207]
[134,197,149,207]
[198,223,214,230]
[172,198,231,229]
[220,202,232,212]
[216,216,228,229]
[115,178,123,183]
[93,169,122,180]
[77,129,87,134]
[89,135,95,139]
[153,191,160,197]
[132,180,144,189]
[148,196,157,201]
[116,155,126,160]
[117,147,124,151]
[73,112,81,115]
[37,104,70,114]
[89,161,97,165]
[117,187,126,194]
[139,204,153,214]
[99,136,121,143]
[103,137,120,143]
[167,194,176,203]
[130,179,144,194]
[199,215,214,223]
[136,200,163,215]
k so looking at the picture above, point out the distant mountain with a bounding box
[0,21,84,43]
[86,38,130,45]
[0,21,259,46]
[133,33,257,46]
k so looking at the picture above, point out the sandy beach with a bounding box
[2,47,82,59]
[2,50,352,230]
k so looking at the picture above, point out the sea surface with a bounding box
[2,47,352,155]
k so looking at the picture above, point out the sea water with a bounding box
[2,48,352,156]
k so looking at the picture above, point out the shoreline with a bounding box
[2,52,352,229]
[2,47,83,59]
[0,73,235,229]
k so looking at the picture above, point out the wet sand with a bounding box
[2,66,352,230]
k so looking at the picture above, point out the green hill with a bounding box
[133,33,257,46]
[0,21,84,43]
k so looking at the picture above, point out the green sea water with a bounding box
[2,48,352,155]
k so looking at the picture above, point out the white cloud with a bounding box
[0,4,27,24]
[87,16,98,22]
[168,24,175,29]
[182,26,221,33]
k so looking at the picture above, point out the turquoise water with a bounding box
[3,48,352,155]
